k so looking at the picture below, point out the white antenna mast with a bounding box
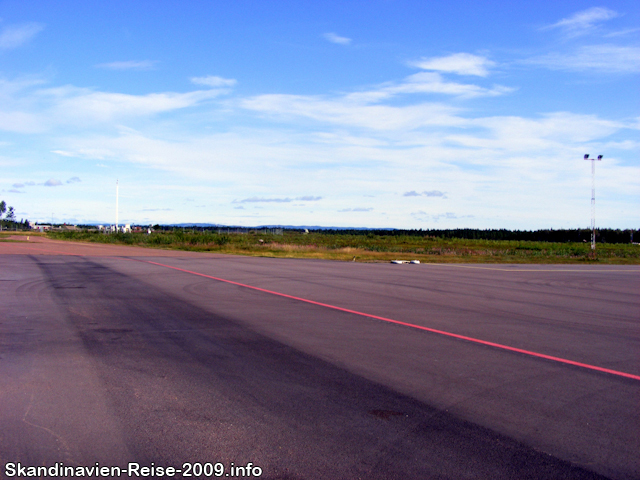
[116,179,119,231]
[584,154,603,252]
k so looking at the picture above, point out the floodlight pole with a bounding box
[584,154,603,252]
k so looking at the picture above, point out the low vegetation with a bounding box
[45,229,640,264]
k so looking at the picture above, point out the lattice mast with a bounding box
[116,179,119,230]
[584,154,603,251]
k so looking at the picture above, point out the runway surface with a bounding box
[1,238,639,479]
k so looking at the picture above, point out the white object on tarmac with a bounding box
[410,260,420,264]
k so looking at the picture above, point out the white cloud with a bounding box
[3,46,637,228]
[235,197,292,203]
[0,110,44,133]
[66,176,81,184]
[604,28,640,38]
[95,60,157,70]
[323,32,351,45]
[51,150,76,157]
[0,23,44,49]
[42,87,225,124]
[382,72,513,98]
[239,67,514,130]
[242,94,464,130]
[430,212,472,221]
[338,207,372,212]
[545,7,619,36]
[44,179,62,186]
[33,110,638,228]
[410,53,495,77]
[424,190,446,197]
[0,76,47,98]
[190,76,237,88]
[232,196,320,203]
[448,112,623,153]
[0,79,230,133]
[525,45,640,73]
[403,190,446,197]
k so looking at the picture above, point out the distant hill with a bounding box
[167,223,392,230]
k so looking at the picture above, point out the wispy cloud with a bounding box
[410,53,495,77]
[95,60,157,70]
[424,190,446,197]
[40,87,225,125]
[0,76,46,98]
[544,7,619,37]
[323,32,351,45]
[190,75,237,88]
[432,212,472,221]
[0,23,44,49]
[234,196,320,203]
[364,72,513,100]
[525,45,640,73]
[412,211,473,222]
[404,190,447,197]
[0,110,44,133]
[235,197,292,203]
[338,207,372,212]
[243,64,513,136]
[44,179,62,186]
[242,94,464,130]
[604,28,640,38]
[66,176,81,184]
[0,82,226,133]
[241,65,513,131]
[12,183,24,188]
[51,150,76,157]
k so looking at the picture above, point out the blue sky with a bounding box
[1,0,638,228]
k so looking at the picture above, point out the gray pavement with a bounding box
[0,249,638,479]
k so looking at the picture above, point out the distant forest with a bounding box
[69,224,640,244]
[313,228,639,244]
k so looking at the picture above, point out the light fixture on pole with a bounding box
[584,154,603,252]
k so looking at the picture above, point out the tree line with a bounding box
[314,228,639,244]
[0,200,30,231]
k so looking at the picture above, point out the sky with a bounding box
[1,0,638,229]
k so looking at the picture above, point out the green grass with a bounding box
[45,230,640,264]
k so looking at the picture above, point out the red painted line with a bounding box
[141,260,640,382]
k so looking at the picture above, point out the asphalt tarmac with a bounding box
[1,238,638,479]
